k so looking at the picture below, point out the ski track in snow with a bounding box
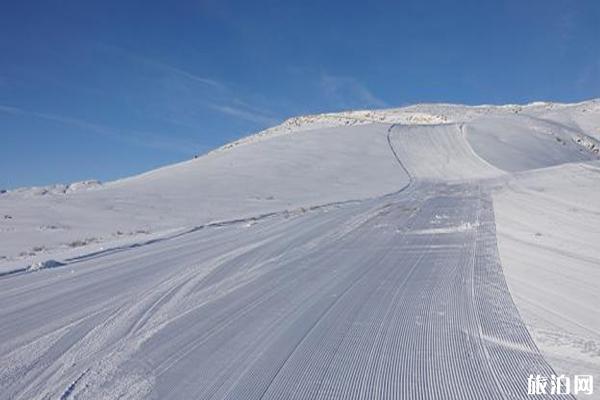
[2,102,599,399]
[1,182,568,399]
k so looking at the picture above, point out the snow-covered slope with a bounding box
[3,100,597,267]
[493,162,600,389]
[388,123,503,180]
[466,114,596,172]
[0,124,408,265]
[1,99,600,399]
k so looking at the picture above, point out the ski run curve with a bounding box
[1,100,600,399]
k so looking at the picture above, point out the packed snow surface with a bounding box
[1,99,599,399]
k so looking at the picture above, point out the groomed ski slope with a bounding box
[0,124,408,267]
[1,100,599,399]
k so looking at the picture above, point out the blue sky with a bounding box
[1,0,599,189]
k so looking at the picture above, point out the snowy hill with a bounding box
[2,100,598,266]
[1,99,599,399]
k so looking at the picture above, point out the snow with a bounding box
[1,99,599,399]
[466,114,598,172]
[25,259,65,273]
[493,162,600,396]
[0,123,408,265]
[212,110,450,153]
[410,221,479,235]
[388,123,504,181]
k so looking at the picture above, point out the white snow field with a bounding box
[1,100,599,399]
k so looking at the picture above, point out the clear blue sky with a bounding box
[1,0,599,189]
